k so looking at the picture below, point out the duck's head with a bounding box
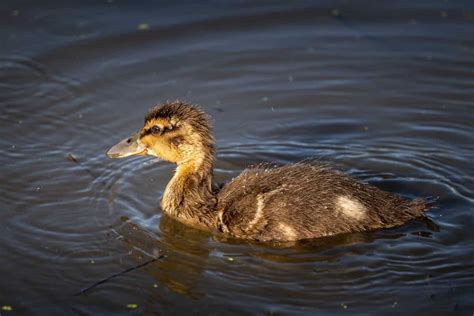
[106,101,214,166]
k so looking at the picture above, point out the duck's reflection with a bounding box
[116,213,211,299]
[114,212,440,297]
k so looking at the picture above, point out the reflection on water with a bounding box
[1,0,473,314]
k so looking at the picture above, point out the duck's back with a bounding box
[216,163,427,241]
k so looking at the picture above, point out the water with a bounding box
[1,1,473,314]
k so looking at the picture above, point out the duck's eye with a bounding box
[150,125,162,134]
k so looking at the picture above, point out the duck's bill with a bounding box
[106,132,146,158]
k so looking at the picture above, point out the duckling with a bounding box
[107,101,429,242]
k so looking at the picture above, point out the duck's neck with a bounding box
[161,156,217,229]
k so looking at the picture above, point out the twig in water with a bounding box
[74,253,165,296]
[67,153,107,187]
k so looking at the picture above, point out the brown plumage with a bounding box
[107,101,430,242]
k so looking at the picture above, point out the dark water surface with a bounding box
[1,1,474,314]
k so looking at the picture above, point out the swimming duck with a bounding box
[106,101,429,242]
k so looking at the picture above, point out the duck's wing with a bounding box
[216,163,428,241]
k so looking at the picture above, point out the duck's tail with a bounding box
[406,196,438,218]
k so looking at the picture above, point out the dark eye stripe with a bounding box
[142,125,163,136]
[142,125,174,136]
[141,129,152,137]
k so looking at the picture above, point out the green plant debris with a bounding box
[2,305,13,311]
[137,23,150,31]
[127,303,138,309]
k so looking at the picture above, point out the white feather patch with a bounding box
[278,223,297,240]
[336,195,366,220]
[247,194,265,230]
